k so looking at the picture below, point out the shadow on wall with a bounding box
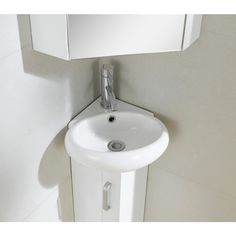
[39,128,74,221]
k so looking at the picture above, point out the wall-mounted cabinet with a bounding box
[29,15,202,60]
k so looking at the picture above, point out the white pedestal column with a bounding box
[71,159,148,222]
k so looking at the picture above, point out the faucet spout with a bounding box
[100,64,116,111]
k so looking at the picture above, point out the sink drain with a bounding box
[107,140,126,152]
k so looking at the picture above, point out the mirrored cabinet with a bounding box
[30,15,202,60]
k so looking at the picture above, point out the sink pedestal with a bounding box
[71,160,148,222]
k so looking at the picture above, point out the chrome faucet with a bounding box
[100,64,116,111]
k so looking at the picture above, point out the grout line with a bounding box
[22,186,58,221]
[0,49,20,62]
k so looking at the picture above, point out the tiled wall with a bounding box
[0,15,99,221]
[100,15,236,221]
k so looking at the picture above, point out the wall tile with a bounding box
[201,15,236,37]
[145,167,236,221]
[0,15,21,60]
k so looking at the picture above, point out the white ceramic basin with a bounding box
[65,111,169,172]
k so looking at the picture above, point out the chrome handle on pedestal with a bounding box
[103,182,111,211]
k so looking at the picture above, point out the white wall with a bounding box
[100,15,236,221]
[0,15,99,221]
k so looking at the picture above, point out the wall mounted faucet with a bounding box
[100,64,116,111]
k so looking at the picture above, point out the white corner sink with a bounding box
[65,100,169,172]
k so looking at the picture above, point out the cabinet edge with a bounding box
[182,14,203,50]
